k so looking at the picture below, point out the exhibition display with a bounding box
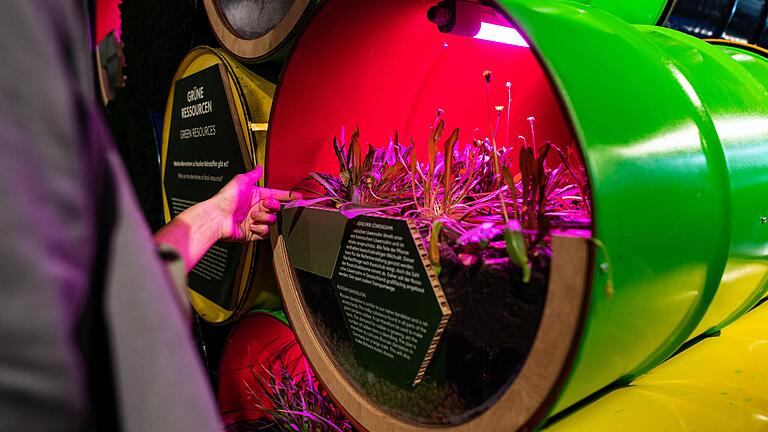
[265,0,768,430]
[126,0,768,430]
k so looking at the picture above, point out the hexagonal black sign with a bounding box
[331,216,451,387]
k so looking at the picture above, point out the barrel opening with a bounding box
[269,1,593,430]
[213,0,298,40]
[203,0,315,61]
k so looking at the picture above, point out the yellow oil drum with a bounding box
[543,299,768,431]
[161,46,279,323]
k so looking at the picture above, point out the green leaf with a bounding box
[429,220,443,275]
[409,143,420,206]
[442,128,459,210]
[350,127,361,183]
[333,137,347,172]
[310,172,344,200]
[504,225,530,283]
[426,119,444,209]
[501,165,520,219]
[363,144,376,174]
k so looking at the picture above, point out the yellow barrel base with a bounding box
[544,300,768,431]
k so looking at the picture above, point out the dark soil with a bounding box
[296,246,548,426]
[439,244,548,350]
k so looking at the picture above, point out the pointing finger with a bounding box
[260,187,302,202]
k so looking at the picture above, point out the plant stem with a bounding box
[484,71,510,223]
[528,116,537,159]
[506,81,512,150]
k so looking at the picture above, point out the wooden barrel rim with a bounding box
[274,235,593,431]
[203,0,313,61]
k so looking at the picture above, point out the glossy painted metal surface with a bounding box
[725,0,767,42]
[543,300,768,431]
[566,0,670,25]
[758,14,768,47]
[498,0,732,414]
[556,0,768,48]
[714,40,768,82]
[637,35,768,337]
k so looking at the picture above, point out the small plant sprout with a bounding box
[435,108,446,126]
[430,220,443,275]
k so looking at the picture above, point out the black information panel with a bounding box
[164,64,249,309]
[331,216,449,387]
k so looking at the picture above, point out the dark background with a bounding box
[93,0,283,399]
[103,0,214,231]
[99,0,281,231]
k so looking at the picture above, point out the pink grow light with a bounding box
[474,22,529,47]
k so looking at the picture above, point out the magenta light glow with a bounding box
[474,22,529,47]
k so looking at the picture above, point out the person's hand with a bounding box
[210,166,300,241]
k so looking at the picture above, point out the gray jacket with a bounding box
[0,1,222,430]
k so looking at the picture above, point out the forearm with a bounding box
[154,170,293,273]
[154,199,222,273]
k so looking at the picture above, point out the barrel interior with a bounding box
[214,0,298,40]
[268,0,594,429]
[204,0,314,61]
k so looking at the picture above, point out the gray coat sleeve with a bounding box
[0,2,223,431]
[0,2,94,431]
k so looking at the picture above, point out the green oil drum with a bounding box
[265,0,768,429]
[559,0,768,51]
[683,39,768,336]
[498,0,768,415]
[563,0,671,25]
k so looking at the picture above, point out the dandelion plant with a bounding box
[288,72,591,283]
